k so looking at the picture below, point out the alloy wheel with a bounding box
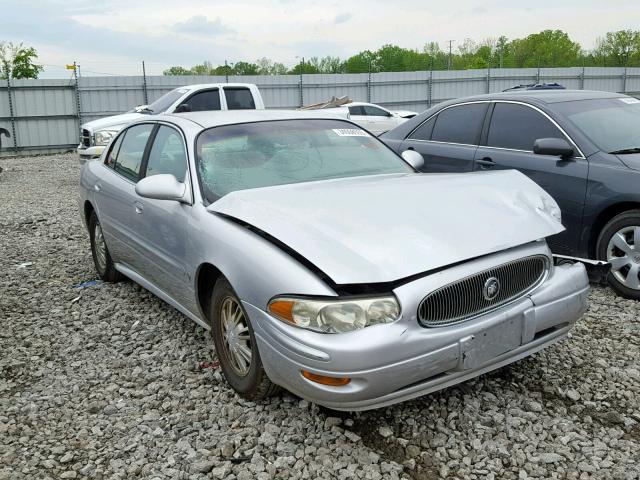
[607,226,640,290]
[220,296,252,376]
[94,221,108,274]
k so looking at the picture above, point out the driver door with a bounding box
[134,124,194,308]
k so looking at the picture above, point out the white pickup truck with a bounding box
[78,83,265,162]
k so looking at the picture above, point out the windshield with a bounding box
[142,88,188,114]
[196,119,412,202]
[555,97,640,153]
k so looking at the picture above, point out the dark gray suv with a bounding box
[381,90,640,299]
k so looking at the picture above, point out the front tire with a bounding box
[210,278,280,399]
[596,210,640,300]
[89,211,123,283]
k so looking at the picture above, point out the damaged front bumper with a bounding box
[247,245,590,411]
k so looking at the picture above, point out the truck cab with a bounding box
[78,83,265,162]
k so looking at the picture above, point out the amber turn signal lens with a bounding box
[268,300,295,322]
[301,370,351,386]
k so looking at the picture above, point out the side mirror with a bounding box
[401,149,425,170]
[174,103,192,113]
[533,138,574,159]
[135,174,187,202]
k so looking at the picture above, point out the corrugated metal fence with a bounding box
[1,67,639,156]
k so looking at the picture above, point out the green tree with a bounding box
[190,61,214,75]
[163,66,192,75]
[506,30,581,67]
[0,42,43,79]
[594,30,640,66]
[231,61,259,75]
[308,56,343,73]
[343,50,375,73]
[289,60,320,74]
[256,57,288,75]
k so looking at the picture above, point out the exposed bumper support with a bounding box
[553,254,610,284]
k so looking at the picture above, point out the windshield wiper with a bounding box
[609,147,640,155]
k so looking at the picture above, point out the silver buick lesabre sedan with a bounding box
[79,110,589,410]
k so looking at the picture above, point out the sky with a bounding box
[2,0,640,77]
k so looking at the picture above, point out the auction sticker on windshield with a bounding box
[332,128,370,137]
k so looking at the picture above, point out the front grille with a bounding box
[81,128,92,147]
[418,255,548,327]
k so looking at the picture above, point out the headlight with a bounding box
[268,296,401,333]
[93,129,118,146]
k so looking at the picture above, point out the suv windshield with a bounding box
[140,88,188,114]
[196,119,412,202]
[555,97,640,153]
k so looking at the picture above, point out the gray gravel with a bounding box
[1,152,639,480]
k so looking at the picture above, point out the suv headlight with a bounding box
[94,129,119,146]
[268,296,401,333]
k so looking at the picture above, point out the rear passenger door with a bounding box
[474,102,588,253]
[96,123,154,269]
[399,102,488,172]
[222,87,256,110]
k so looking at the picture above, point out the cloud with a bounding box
[334,13,352,24]
[171,15,234,36]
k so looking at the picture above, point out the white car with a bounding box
[78,83,265,162]
[340,102,418,136]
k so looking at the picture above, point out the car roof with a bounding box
[160,109,352,128]
[451,89,625,105]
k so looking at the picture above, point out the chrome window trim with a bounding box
[407,100,491,141]
[488,100,586,159]
[406,99,586,160]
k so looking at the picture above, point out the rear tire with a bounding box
[596,210,640,300]
[89,211,123,283]
[210,277,280,399]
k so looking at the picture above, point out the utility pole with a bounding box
[225,60,229,83]
[447,40,454,70]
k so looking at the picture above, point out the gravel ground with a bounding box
[1,152,639,480]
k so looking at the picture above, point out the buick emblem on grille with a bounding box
[483,277,501,301]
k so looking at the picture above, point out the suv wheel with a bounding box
[596,210,640,300]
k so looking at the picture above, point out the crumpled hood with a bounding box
[82,112,146,131]
[208,171,563,285]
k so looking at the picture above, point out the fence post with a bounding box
[299,72,304,107]
[622,66,628,93]
[142,61,149,105]
[427,60,433,108]
[73,61,83,141]
[367,60,372,103]
[486,66,491,93]
[5,75,18,154]
[580,63,585,90]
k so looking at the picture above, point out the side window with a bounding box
[363,105,391,117]
[105,133,124,168]
[145,126,187,183]
[348,106,365,116]
[430,103,487,145]
[487,103,565,151]
[114,124,154,182]
[409,116,436,141]
[224,87,256,110]
[186,90,221,112]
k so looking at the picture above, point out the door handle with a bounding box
[94,183,101,192]
[134,201,144,214]
[407,146,415,151]
[476,157,496,168]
